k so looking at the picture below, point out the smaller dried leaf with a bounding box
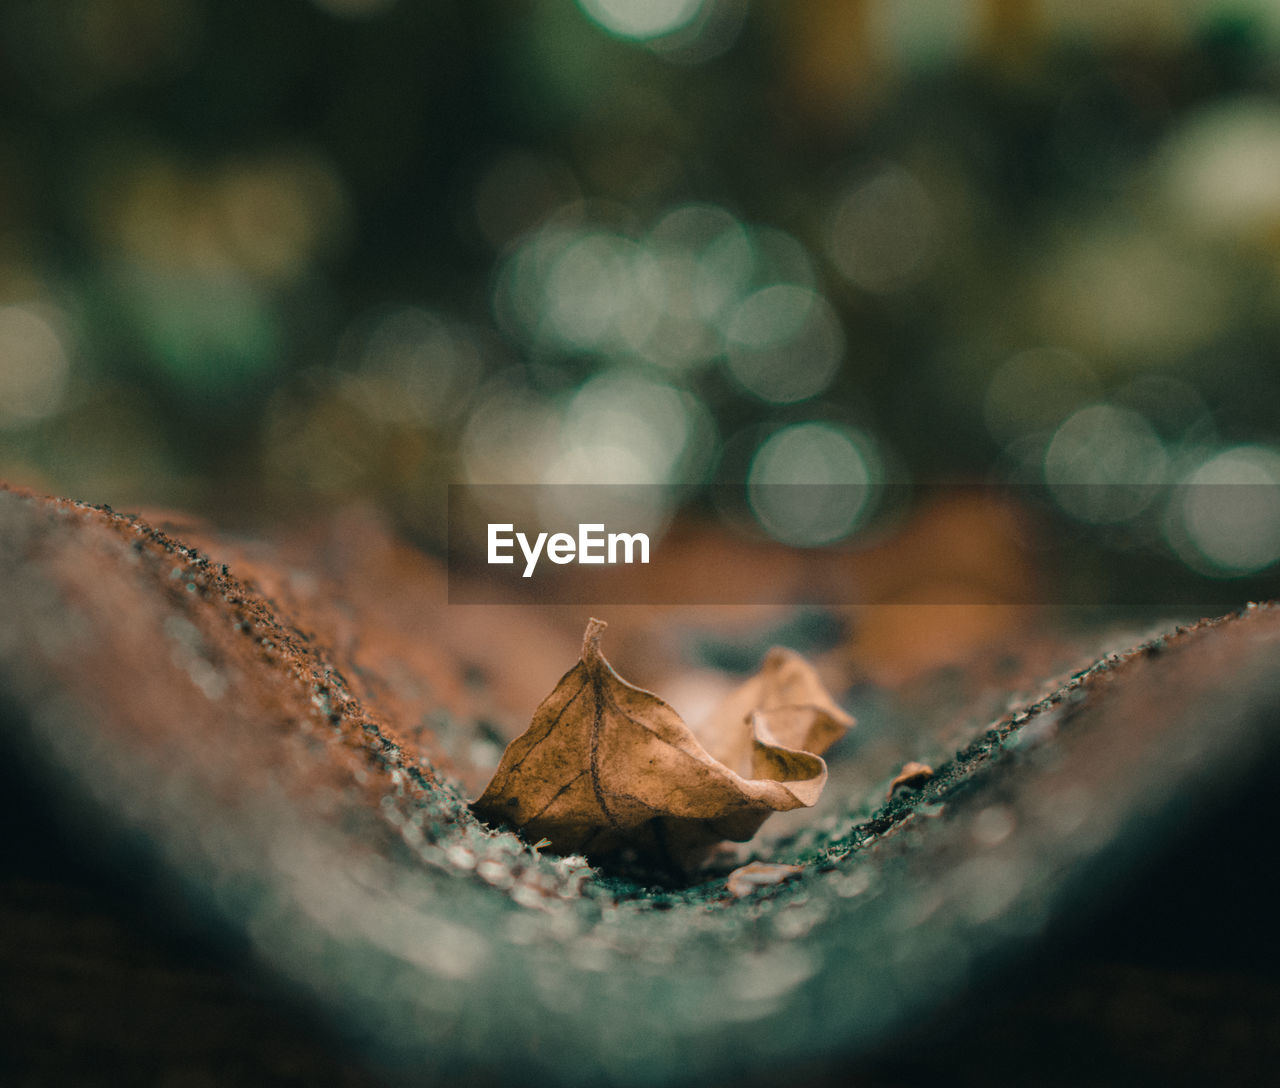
[694,646,852,774]
[726,861,803,898]
[472,619,854,871]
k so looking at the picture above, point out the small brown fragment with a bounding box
[726,862,804,898]
[888,761,934,797]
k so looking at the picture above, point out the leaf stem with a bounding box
[583,617,608,660]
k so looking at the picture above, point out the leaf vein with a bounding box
[505,675,587,775]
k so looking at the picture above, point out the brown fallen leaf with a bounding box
[888,761,935,797]
[726,861,804,898]
[695,646,852,775]
[471,618,853,872]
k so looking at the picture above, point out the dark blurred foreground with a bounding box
[5,742,1278,1087]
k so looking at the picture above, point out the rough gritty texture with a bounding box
[0,487,451,825]
[4,485,1280,1086]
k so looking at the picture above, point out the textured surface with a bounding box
[3,485,1280,1086]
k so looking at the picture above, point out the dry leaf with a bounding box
[471,618,853,872]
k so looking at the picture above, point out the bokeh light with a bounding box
[577,0,705,42]
[492,204,842,399]
[641,203,753,368]
[1037,0,1188,46]
[215,151,350,286]
[867,0,981,70]
[91,145,349,286]
[1044,404,1168,523]
[749,227,818,290]
[645,0,748,63]
[1170,445,1280,576]
[543,369,714,538]
[116,268,282,402]
[549,368,715,486]
[724,284,844,403]
[1159,98,1280,241]
[461,378,562,487]
[4,0,1280,602]
[983,348,1099,445]
[0,306,71,429]
[826,164,937,294]
[543,232,646,351]
[346,307,483,426]
[748,422,880,546]
[1111,374,1210,443]
[1034,224,1226,363]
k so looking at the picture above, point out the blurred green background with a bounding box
[4,0,1280,597]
